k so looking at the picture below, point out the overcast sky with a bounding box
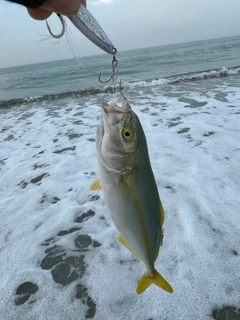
[1,0,240,68]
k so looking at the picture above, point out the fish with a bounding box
[90,97,173,295]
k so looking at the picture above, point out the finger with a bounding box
[27,7,52,20]
[41,0,82,16]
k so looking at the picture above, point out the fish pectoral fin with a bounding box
[136,269,173,295]
[90,178,102,191]
[117,235,140,261]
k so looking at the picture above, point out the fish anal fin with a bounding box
[117,235,140,261]
[136,269,173,295]
[90,178,102,191]
[159,201,165,228]
[154,201,165,261]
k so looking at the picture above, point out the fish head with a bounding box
[97,98,147,174]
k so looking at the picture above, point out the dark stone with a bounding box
[15,282,38,306]
[73,120,83,125]
[67,133,83,140]
[53,146,76,154]
[0,158,8,165]
[75,284,96,319]
[92,240,101,248]
[203,131,215,137]
[40,245,66,270]
[4,135,14,141]
[89,195,100,202]
[51,263,79,285]
[74,235,92,251]
[86,296,96,319]
[32,150,45,158]
[76,284,88,300]
[39,195,46,203]
[64,255,85,271]
[74,210,95,223]
[33,163,49,170]
[15,294,30,306]
[57,227,81,236]
[177,127,190,134]
[16,282,38,295]
[212,306,240,320]
[168,121,182,128]
[19,181,28,189]
[51,197,60,204]
[31,173,49,184]
[41,237,55,246]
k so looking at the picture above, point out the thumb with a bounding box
[41,0,82,16]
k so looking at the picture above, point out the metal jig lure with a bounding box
[46,5,118,86]
[46,4,115,54]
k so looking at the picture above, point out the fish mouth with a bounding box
[102,98,130,125]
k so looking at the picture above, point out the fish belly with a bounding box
[99,162,160,270]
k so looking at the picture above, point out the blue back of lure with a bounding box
[68,4,115,54]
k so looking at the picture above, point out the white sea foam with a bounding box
[0,77,240,319]
[119,66,240,91]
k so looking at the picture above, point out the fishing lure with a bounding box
[7,1,116,55]
[68,4,115,55]
[7,0,117,83]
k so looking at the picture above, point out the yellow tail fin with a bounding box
[136,269,173,295]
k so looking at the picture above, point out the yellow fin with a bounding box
[90,178,102,191]
[117,235,140,261]
[154,202,165,261]
[136,269,173,295]
[159,201,165,228]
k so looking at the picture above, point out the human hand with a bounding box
[28,0,86,20]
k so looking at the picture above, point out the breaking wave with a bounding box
[1,66,239,108]
[123,66,240,89]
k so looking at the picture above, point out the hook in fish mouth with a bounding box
[101,100,131,125]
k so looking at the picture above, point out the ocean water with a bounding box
[1,34,240,105]
[0,35,240,320]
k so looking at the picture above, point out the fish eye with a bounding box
[122,127,133,141]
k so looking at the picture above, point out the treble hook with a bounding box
[46,14,65,39]
[99,48,118,84]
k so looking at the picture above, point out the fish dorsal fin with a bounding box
[90,178,102,191]
[118,235,140,261]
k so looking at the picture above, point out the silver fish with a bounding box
[91,98,173,295]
